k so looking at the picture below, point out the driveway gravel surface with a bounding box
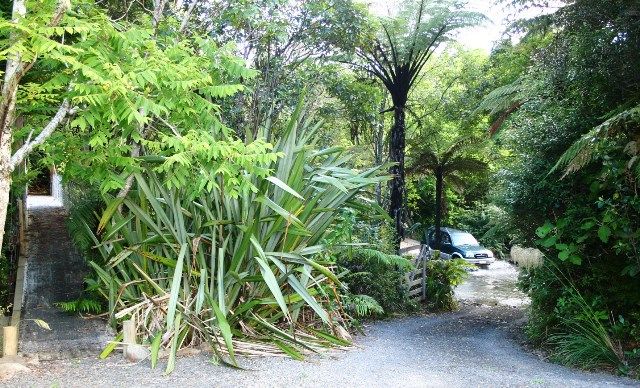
[3,259,636,387]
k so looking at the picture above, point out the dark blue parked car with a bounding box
[425,227,495,268]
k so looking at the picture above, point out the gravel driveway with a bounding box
[3,260,636,387]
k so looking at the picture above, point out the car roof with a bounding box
[428,227,470,235]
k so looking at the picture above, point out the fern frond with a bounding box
[353,248,413,271]
[551,104,640,178]
[443,156,489,175]
[346,294,384,317]
[56,297,103,314]
[476,78,523,115]
[441,136,485,165]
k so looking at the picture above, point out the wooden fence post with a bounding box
[0,316,8,357]
[421,253,427,301]
[3,326,18,357]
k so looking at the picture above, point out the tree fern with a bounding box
[476,78,524,116]
[550,104,640,178]
[352,248,413,271]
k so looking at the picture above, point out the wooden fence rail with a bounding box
[404,244,431,302]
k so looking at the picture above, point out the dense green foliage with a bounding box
[2,0,639,377]
[337,248,415,315]
[424,258,472,311]
[74,109,389,372]
[482,0,640,375]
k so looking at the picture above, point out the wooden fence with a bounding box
[400,244,431,302]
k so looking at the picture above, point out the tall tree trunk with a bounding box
[0,0,26,254]
[0,143,12,256]
[374,94,386,206]
[434,166,444,250]
[0,1,70,253]
[388,105,406,250]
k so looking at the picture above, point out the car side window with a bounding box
[442,233,451,245]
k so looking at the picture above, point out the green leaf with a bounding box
[166,244,188,331]
[308,328,351,346]
[150,331,163,369]
[274,340,304,360]
[99,332,123,359]
[97,197,124,233]
[212,301,237,366]
[536,221,554,238]
[540,235,557,248]
[266,176,304,200]
[569,255,582,265]
[598,225,611,242]
[165,312,182,375]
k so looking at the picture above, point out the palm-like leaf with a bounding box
[407,148,439,174]
[551,104,640,178]
[443,156,488,175]
[80,106,390,371]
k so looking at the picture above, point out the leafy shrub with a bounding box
[520,262,640,377]
[337,248,415,315]
[75,109,389,372]
[424,258,472,311]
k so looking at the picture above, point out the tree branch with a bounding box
[0,0,71,145]
[9,99,73,171]
[178,0,198,34]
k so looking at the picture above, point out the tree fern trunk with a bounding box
[389,105,406,250]
[434,166,444,249]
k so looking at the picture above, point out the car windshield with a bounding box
[451,232,479,246]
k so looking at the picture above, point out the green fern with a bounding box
[550,104,640,178]
[66,188,103,259]
[353,248,413,271]
[344,294,384,317]
[56,297,103,314]
[476,78,524,115]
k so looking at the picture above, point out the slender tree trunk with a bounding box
[0,0,70,252]
[0,0,27,254]
[374,95,386,206]
[389,105,406,249]
[0,148,12,257]
[434,166,444,250]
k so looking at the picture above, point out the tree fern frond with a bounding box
[353,248,413,271]
[550,132,598,178]
[443,156,489,175]
[551,104,640,178]
[444,173,465,194]
[441,136,485,165]
[476,78,524,116]
[407,149,439,174]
